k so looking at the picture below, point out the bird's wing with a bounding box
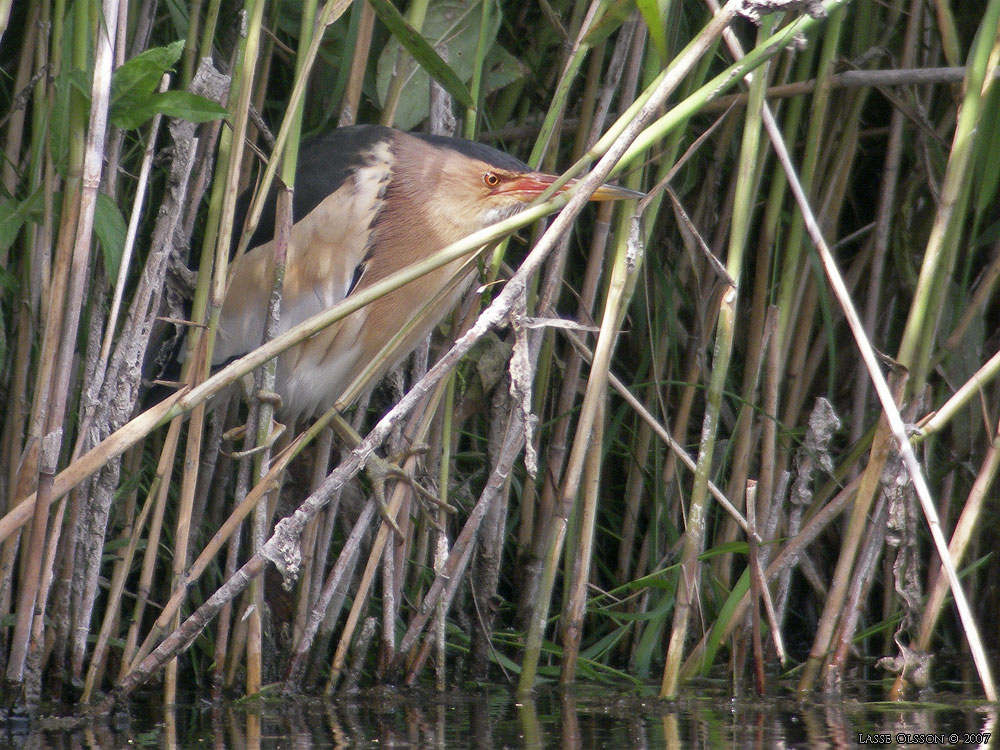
[231,125,392,256]
[213,128,394,366]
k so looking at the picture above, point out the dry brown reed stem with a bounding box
[826,473,891,687]
[746,481,765,693]
[559,394,604,684]
[399,404,528,685]
[890,416,1000,698]
[680,473,863,679]
[485,65,1000,143]
[339,2,375,127]
[919,349,1000,438]
[758,307,788,617]
[119,420,181,681]
[82,446,145,700]
[296,428,334,638]
[746,346,787,667]
[940,242,1000,356]
[5,0,116,700]
[283,493,377,692]
[166,395,208,702]
[212,432,242,698]
[324,445,427,692]
[467,382,514,679]
[323,483,405,692]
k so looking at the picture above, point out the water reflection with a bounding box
[5,682,997,748]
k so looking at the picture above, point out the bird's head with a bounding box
[389,131,643,242]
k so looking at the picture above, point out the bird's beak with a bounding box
[495,172,644,202]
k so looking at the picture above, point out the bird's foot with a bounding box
[386,443,429,465]
[364,454,406,539]
[365,451,455,535]
[222,419,287,458]
[256,389,283,407]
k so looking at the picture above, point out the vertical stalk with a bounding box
[558,394,604,682]
[379,0,431,126]
[799,0,1000,694]
[518,204,640,694]
[659,17,768,699]
[244,0,314,698]
[773,7,843,359]
[6,0,115,702]
[164,0,267,703]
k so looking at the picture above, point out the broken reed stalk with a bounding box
[891,416,1000,698]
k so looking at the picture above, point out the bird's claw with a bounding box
[223,424,247,443]
[364,452,456,535]
[256,389,283,407]
[365,455,406,539]
[222,419,286,458]
[386,443,429,466]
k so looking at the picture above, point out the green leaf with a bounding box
[110,39,185,111]
[109,41,212,129]
[698,541,749,559]
[94,192,127,280]
[636,0,670,61]
[973,82,1000,219]
[111,91,228,130]
[372,0,479,130]
[162,0,191,39]
[582,0,635,47]
[68,69,93,99]
[0,188,43,256]
[699,567,750,676]
[481,43,528,94]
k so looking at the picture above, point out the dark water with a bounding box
[6,681,996,748]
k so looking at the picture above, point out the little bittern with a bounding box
[214,125,639,420]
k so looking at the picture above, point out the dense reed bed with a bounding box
[0,0,998,712]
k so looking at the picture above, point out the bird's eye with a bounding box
[483,172,500,188]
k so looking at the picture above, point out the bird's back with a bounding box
[215,126,487,421]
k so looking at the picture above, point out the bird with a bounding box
[212,124,641,423]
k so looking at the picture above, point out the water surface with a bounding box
[8,680,996,748]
